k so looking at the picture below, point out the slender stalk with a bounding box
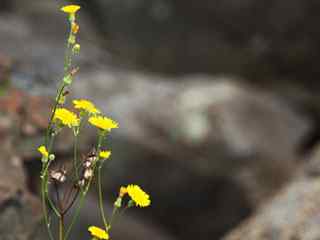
[44,83,66,147]
[107,207,118,231]
[59,214,65,240]
[47,191,61,217]
[41,175,55,240]
[98,164,108,229]
[41,70,66,240]
[109,205,128,231]
[54,181,63,212]
[73,135,79,180]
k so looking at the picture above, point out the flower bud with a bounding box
[68,35,76,45]
[41,156,48,164]
[71,23,79,34]
[69,14,75,23]
[119,186,127,197]
[127,200,135,208]
[114,197,122,208]
[63,74,72,85]
[49,154,55,161]
[72,44,80,54]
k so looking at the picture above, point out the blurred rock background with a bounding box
[1,0,320,239]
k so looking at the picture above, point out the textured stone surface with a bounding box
[0,109,41,240]
[223,173,320,240]
[222,143,320,240]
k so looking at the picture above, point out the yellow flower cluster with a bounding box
[88,226,109,240]
[89,116,119,131]
[73,99,100,114]
[52,99,119,133]
[126,185,151,207]
[53,108,79,128]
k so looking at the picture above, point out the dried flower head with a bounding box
[50,169,67,183]
[84,168,93,180]
[53,108,79,128]
[83,149,97,168]
[83,159,92,168]
[77,179,85,188]
[88,226,109,240]
[89,116,119,131]
[126,185,151,207]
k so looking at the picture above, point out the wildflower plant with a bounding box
[38,5,151,240]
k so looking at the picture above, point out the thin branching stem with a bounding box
[62,188,80,215]
[64,190,86,240]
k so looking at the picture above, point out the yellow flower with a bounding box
[88,226,109,240]
[89,116,119,131]
[61,5,81,14]
[126,185,151,207]
[38,145,48,158]
[99,150,111,159]
[53,108,79,128]
[73,99,100,114]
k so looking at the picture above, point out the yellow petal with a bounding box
[38,145,48,158]
[88,226,109,240]
[61,5,81,14]
[99,151,111,159]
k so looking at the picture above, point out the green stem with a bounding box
[115,206,129,227]
[59,214,65,240]
[108,207,119,231]
[98,164,109,229]
[73,134,79,180]
[45,83,66,147]
[64,21,74,75]
[47,190,61,217]
[42,136,61,218]
[41,175,55,240]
